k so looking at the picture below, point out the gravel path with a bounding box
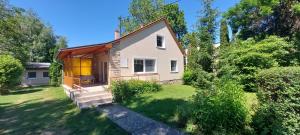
[97,104,184,135]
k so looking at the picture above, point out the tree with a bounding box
[50,37,67,86]
[0,0,29,64]
[224,0,300,40]
[52,36,67,60]
[0,55,24,94]
[120,0,187,41]
[194,0,218,72]
[162,4,187,40]
[220,19,229,47]
[0,1,57,64]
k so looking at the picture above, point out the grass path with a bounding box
[0,86,127,135]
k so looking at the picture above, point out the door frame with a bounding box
[100,61,108,84]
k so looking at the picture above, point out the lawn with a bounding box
[122,84,259,133]
[122,84,196,130]
[0,86,127,135]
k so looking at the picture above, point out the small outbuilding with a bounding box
[22,62,50,86]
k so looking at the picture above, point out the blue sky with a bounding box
[10,0,239,47]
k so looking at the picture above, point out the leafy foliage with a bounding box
[186,0,218,72]
[253,67,300,135]
[182,69,197,85]
[49,61,62,86]
[192,80,249,134]
[120,0,187,41]
[220,19,229,47]
[183,68,213,89]
[218,36,295,91]
[224,0,300,40]
[111,80,161,103]
[49,37,67,86]
[0,55,24,94]
[0,1,62,64]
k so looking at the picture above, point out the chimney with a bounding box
[140,24,144,28]
[114,30,120,40]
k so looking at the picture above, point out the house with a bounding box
[57,18,185,108]
[57,18,184,88]
[22,62,50,86]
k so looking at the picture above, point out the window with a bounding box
[157,35,165,48]
[134,58,156,73]
[134,59,144,72]
[43,72,49,78]
[28,72,36,79]
[171,60,178,72]
[145,59,155,72]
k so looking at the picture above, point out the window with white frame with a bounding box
[171,60,178,72]
[156,35,165,48]
[134,58,156,73]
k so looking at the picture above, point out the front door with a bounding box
[99,62,108,84]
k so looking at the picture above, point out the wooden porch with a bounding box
[57,43,112,89]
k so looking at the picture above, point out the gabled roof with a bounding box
[57,18,184,59]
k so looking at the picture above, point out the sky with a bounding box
[9,0,239,47]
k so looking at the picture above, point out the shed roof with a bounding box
[26,62,50,69]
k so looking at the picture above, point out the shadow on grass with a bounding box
[0,94,126,135]
[5,86,51,95]
[123,96,192,128]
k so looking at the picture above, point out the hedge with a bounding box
[111,80,162,103]
[253,67,300,135]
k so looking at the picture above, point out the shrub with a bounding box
[182,70,197,85]
[111,80,161,103]
[0,55,24,94]
[253,67,300,135]
[183,68,213,89]
[192,80,249,134]
[174,104,193,128]
[218,36,294,91]
[49,61,62,86]
[192,68,214,89]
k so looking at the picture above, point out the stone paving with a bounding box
[97,104,184,135]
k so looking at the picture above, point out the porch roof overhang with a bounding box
[57,42,113,60]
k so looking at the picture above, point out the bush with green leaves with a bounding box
[49,61,62,86]
[183,68,213,89]
[0,55,24,94]
[218,36,295,91]
[182,69,197,85]
[192,80,249,134]
[253,67,300,135]
[174,103,193,128]
[111,79,162,103]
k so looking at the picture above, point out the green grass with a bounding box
[121,84,259,133]
[0,86,127,135]
[122,84,196,130]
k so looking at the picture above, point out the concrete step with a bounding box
[76,93,113,102]
[74,90,111,98]
[77,97,113,109]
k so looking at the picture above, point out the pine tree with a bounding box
[220,19,229,47]
[194,0,218,72]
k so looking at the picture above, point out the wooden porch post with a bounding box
[80,57,81,86]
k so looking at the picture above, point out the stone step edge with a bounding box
[78,100,113,109]
[76,95,113,102]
